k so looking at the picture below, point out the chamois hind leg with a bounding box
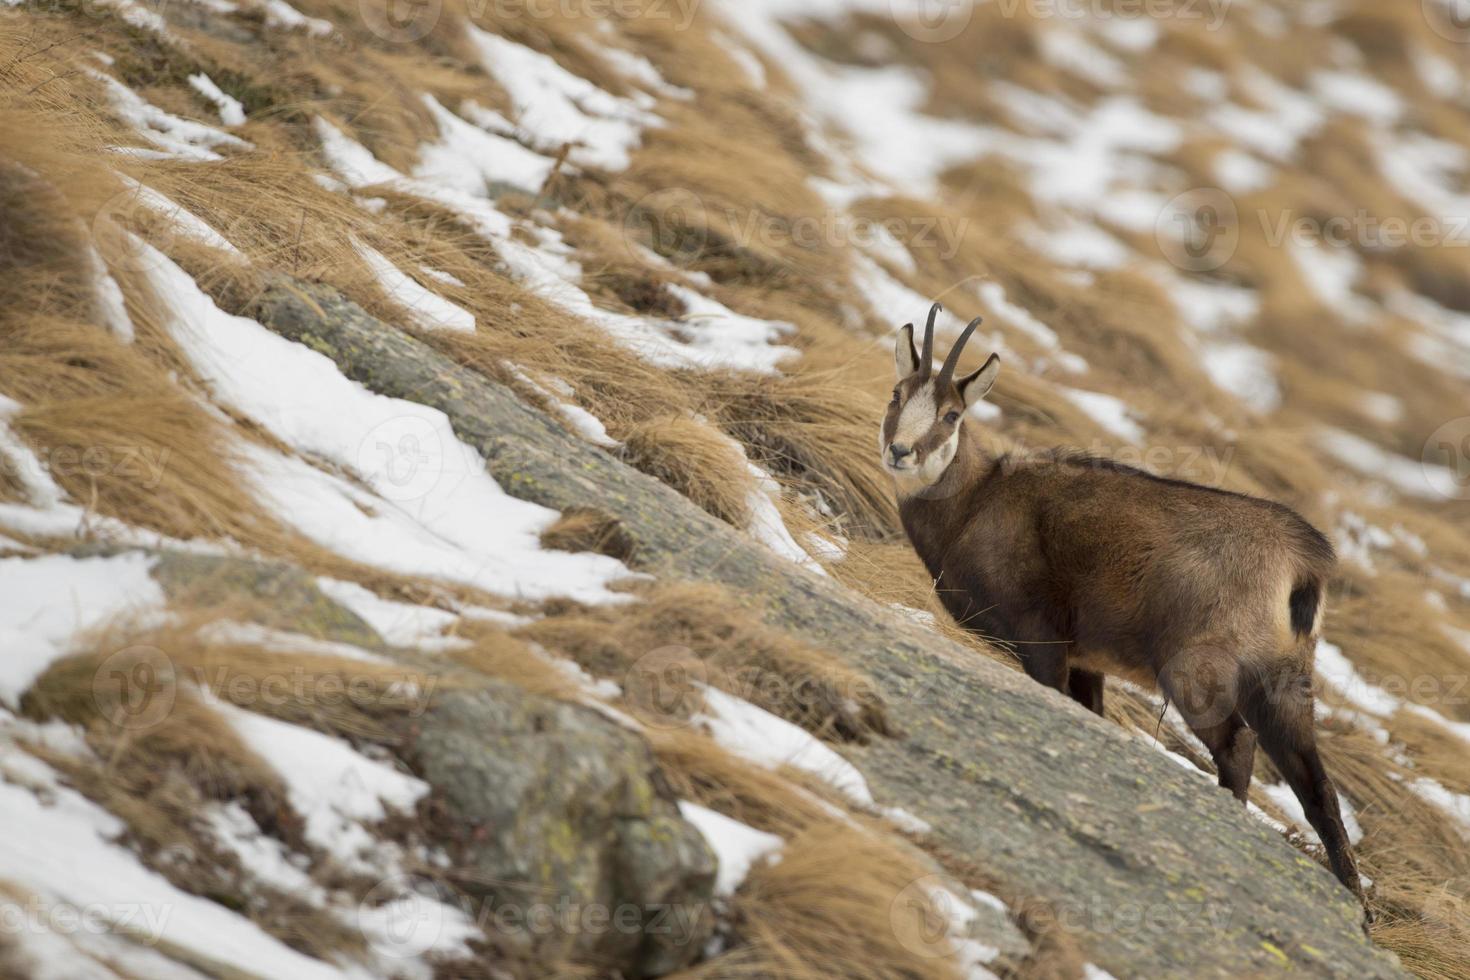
[1157,656,1255,802]
[1067,669,1105,716]
[1244,668,1363,901]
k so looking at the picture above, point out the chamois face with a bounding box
[880,317,999,492]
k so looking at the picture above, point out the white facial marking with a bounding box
[918,426,960,483]
[885,379,964,495]
[893,382,936,448]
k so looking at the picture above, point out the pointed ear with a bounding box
[958,353,1000,408]
[894,323,919,379]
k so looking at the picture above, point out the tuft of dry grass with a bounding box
[22,648,286,834]
[649,730,840,841]
[444,622,582,702]
[539,507,639,564]
[618,414,760,529]
[697,822,963,980]
[522,581,889,742]
[697,369,898,538]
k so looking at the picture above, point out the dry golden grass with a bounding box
[688,823,963,980]
[697,368,899,537]
[0,121,284,547]
[4,0,1470,974]
[539,506,639,563]
[618,414,760,528]
[650,729,840,842]
[521,581,890,741]
[22,648,286,829]
[445,622,583,702]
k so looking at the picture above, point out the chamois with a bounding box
[881,304,1363,903]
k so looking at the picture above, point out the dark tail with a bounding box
[1288,580,1321,637]
[1284,509,1333,639]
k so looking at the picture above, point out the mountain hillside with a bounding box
[1,0,1469,977]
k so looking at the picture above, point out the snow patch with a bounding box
[0,553,164,706]
[83,244,134,342]
[1213,149,1274,194]
[139,239,630,604]
[216,703,427,871]
[678,801,783,896]
[0,740,358,979]
[187,73,245,126]
[353,238,476,333]
[260,0,332,36]
[505,364,619,449]
[1312,71,1402,125]
[468,27,659,171]
[1199,342,1280,413]
[1290,240,1370,323]
[1059,387,1145,443]
[695,685,872,806]
[97,0,170,37]
[116,177,241,255]
[1320,428,1459,500]
[199,621,390,662]
[414,94,556,195]
[315,578,468,650]
[90,71,250,161]
[1208,71,1324,161]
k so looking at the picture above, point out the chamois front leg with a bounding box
[1018,646,1068,693]
[1010,614,1071,697]
[1067,669,1106,716]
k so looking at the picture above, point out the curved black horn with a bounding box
[937,317,984,388]
[920,303,939,377]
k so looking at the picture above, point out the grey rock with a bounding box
[407,685,716,977]
[149,550,383,649]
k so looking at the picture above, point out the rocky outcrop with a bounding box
[150,550,384,649]
[247,277,1406,979]
[138,549,717,978]
[407,685,716,978]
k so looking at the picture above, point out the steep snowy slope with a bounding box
[0,0,1468,976]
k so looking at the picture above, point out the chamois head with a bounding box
[880,303,999,490]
